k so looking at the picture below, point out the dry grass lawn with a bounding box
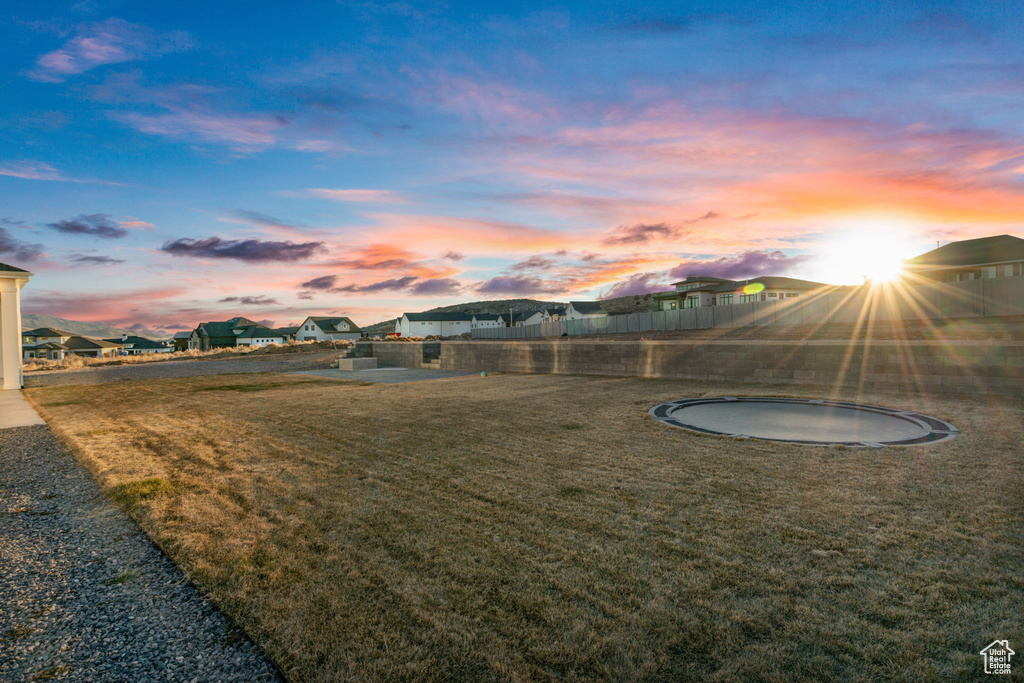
[25,373,1024,681]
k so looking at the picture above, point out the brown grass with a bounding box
[22,339,351,373]
[25,373,1024,681]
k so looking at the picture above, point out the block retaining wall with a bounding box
[367,340,1024,396]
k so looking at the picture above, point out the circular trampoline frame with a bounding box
[648,396,959,447]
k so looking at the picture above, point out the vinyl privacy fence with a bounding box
[471,277,1024,339]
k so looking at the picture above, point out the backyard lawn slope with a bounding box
[25,373,1024,682]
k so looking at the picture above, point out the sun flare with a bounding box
[814,226,920,285]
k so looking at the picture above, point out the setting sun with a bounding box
[813,226,920,285]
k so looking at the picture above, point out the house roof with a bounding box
[499,310,543,322]
[0,261,30,273]
[715,276,828,292]
[669,275,735,286]
[569,301,607,315]
[544,306,567,316]
[472,314,499,321]
[24,327,73,337]
[277,326,299,335]
[25,341,68,350]
[232,325,287,340]
[63,336,122,350]
[905,234,1024,269]
[197,317,260,338]
[102,336,169,349]
[403,311,473,322]
[172,331,192,339]
[305,316,362,332]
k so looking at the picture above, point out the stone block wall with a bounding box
[367,340,1024,396]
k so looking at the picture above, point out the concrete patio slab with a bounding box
[0,391,46,429]
[294,367,478,384]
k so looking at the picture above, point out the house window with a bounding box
[768,292,777,298]
[739,294,757,303]
[786,293,798,298]
[720,294,733,305]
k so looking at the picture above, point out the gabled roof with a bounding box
[197,317,260,338]
[24,327,73,337]
[232,325,287,340]
[172,331,192,339]
[277,326,299,335]
[544,306,567,316]
[403,311,473,322]
[471,314,499,321]
[905,234,1024,269]
[0,261,30,273]
[670,275,736,286]
[25,341,68,350]
[715,276,828,292]
[63,336,122,350]
[102,336,169,349]
[569,301,607,315]
[305,316,362,332]
[499,310,543,322]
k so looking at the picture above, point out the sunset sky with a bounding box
[3,1,1024,334]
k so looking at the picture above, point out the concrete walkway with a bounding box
[0,391,45,429]
[295,367,479,384]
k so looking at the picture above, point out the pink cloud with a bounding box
[28,18,190,83]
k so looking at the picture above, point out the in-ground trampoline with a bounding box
[649,397,958,446]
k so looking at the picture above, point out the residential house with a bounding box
[904,234,1024,282]
[63,336,123,358]
[496,310,544,327]
[1,262,32,389]
[295,316,363,341]
[22,327,74,361]
[652,275,829,310]
[103,334,171,354]
[564,301,609,319]
[172,331,191,352]
[541,306,567,322]
[395,312,473,337]
[187,316,260,350]
[232,325,288,347]
[470,314,502,330]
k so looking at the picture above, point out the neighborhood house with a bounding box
[652,276,829,311]
[296,316,363,342]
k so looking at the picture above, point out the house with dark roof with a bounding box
[62,336,123,358]
[541,306,567,322]
[904,234,1024,282]
[22,328,75,360]
[470,314,501,330]
[103,334,171,355]
[395,311,473,337]
[295,316,363,342]
[172,330,192,352]
[231,325,289,347]
[564,301,609,320]
[652,275,829,310]
[187,317,260,350]
[496,310,544,327]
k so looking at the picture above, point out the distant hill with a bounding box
[363,299,567,333]
[21,314,167,341]
[362,295,666,334]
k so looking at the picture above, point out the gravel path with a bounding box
[0,425,282,682]
[23,351,340,388]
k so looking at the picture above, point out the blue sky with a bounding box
[2,1,1024,333]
